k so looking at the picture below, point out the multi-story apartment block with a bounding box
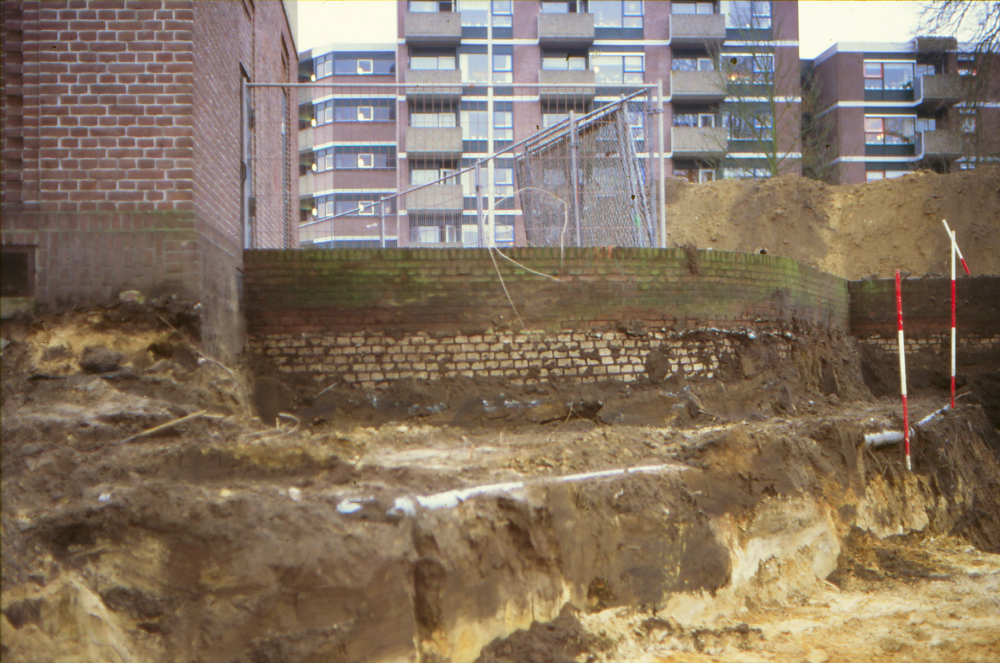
[297,1,801,248]
[810,37,1000,184]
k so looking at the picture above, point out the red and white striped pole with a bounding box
[896,269,911,472]
[941,220,971,410]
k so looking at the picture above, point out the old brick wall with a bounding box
[244,247,846,387]
[1,0,297,360]
[849,276,1000,355]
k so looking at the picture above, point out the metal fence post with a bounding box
[475,162,485,248]
[657,80,667,249]
[378,197,386,248]
[569,110,582,247]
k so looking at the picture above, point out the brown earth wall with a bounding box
[244,247,845,387]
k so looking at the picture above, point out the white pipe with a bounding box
[864,431,905,447]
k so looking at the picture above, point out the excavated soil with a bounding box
[663,166,1000,279]
[3,304,1000,663]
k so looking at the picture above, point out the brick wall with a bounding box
[849,276,1000,354]
[1,0,297,360]
[244,247,845,387]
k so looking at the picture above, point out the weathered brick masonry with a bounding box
[245,247,847,387]
[849,276,1000,355]
[1,0,296,359]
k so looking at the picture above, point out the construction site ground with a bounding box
[3,168,1000,662]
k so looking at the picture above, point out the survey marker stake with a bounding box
[896,269,911,472]
[941,219,971,410]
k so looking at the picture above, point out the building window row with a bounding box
[315,54,395,79]
[313,147,396,172]
[723,0,771,29]
[864,116,915,145]
[314,100,395,125]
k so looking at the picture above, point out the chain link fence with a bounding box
[247,82,664,250]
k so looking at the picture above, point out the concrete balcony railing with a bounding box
[406,184,465,215]
[915,74,964,109]
[669,13,726,47]
[403,11,462,46]
[404,68,463,102]
[671,126,729,158]
[538,12,595,46]
[917,130,963,160]
[538,69,596,102]
[670,71,726,102]
[407,127,463,159]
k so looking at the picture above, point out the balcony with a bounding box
[917,130,963,160]
[915,74,963,109]
[671,126,728,158]
[403,11,462,46]
[538,12,595,47]
[407,127,463,159]
[406,184,465,215]
[404,68,463,102]
[669,13,726,48]
[538,69,596,102]
[670,71,726,103]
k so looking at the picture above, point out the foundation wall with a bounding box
[244,247,843,386]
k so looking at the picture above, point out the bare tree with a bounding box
[712,5,802,178]
[800,65,837,183]
[919,1,1000,166]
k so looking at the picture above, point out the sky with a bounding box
[295,1,962,60]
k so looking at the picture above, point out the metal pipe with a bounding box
[475,163,485,248]
[378,197,386,248]
[657,80,667,248]
[864,431,905,447]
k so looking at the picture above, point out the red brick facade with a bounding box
[1,0,297,358]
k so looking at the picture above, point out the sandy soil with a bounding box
[663,166,1000,279]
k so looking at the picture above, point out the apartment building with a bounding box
[297,0,801,248]
[810,37,1000,184]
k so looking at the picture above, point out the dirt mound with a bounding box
[664,167,1000,279]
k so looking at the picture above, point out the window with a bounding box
[628,105,645,140]
[411,167,457,185]
[411,54,456,70]
[672,57,714,71]
[492,0,512,27]
[673,113,698,127]
[725,111,772,139]
[460,53,490,83]
[915,117,936,133]
[1,247,34,297]
[334,150,392,169]
[543,112,569,128]
[541,1,585,13]
[315,148,334,172]
[332,103,393,123]
[725,0,770,29]
[591,1,643,28]
[723,166,771,179]
[866,169,911,182]
[863,61,915,90]
[457,0,488,25]
[916,63,935,77]
[960,109,976,133]
[495,167,514,195]
[411,1,454,11]
[494,111,513,140]
[864,116,915,145]
[542,53,587,70]
[672,2,714,14]
[493,54,513,83]
[315,101,334,125]
[334,200,378,215]
[461,110,489,139]
[724,54,774,84]
[333,57,394,76]
[411,112,457,127]
[957,53,976,76]
[315,54,333,78]
[592,53,643,84]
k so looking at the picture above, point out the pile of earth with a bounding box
[663,166,1000,279]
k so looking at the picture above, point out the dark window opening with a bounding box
[2,247,34,297]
